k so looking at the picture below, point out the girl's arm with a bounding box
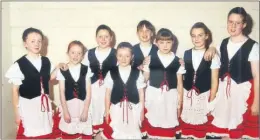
[105,88,112,123]
[209,69,219,101]
[12,85,20,125]
[177,74,184,117]
[80,78,92,122]
[59,80,71,123]
[250,61,259,115]
[204,43,217,61]
[50,63,68,80]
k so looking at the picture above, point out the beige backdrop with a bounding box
[2,2,259,139]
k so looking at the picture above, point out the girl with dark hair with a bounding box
[207,7,259,139]
[142,28,185,139]
[180,22,220,139]
[82,24,117,135]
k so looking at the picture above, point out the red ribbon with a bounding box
[160,72,169,93]
[40,76,50,112]
[73,88,78,98]
[98,70,104,87]
[119,88,132,124]
[186,72,200,106]
[187,86,200,106]
[221,73,231,98]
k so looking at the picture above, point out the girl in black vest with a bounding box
[5,27,63,139]
[56,41,93,139]
[132,20,158,70]
[207,7,259,139]
[180,22,220,139]
[101,42,146,139]
[82,25,117,135]
[143,28,185,139]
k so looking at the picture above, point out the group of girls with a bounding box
[5,6,259,139]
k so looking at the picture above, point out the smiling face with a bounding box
[116,47,132,67]
[67,44,84,65]
[227,13,246,37]
[191,28,208,49]
[23,32,43,54]
[96,29,112,49]
[137,25,153,43]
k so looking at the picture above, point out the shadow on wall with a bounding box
[244,13,253,37]
[41,35,59,110]
[111,30,116,48]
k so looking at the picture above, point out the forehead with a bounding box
[97,29,110,35]
[69,44,83,51]
[228,13,244,21]
[138,25,151,31]
[26,32,42,40]
[191,28,205,34]
[117,47,132,54]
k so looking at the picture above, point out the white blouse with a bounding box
[104,65,146,89]
[140,44,153,58]
[192,49,221,71]
[56,64,93,81]
[82,47,112,66]
[143,51,186,74]
[5,55,55,86]
[217,38,259,61]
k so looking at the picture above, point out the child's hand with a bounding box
[105,112,110,124]
[63,111,71,123]
[80,109,88,122]
[15,112,21,129]
[143,56,151,65]
[58,63,68,71]
[251,101,259,116]
[137,65,144,71]
[204,47,216,61]
[179,58,185,66]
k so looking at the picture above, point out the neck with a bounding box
[27,52,40,59]
[68,62,80,67]
[140,41,152,47]
[193,46,206,50]
[158,50,171,56]
[119,65,130,69]
[97,46,110,52]
[230,34,247,43]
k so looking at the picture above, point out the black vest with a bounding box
[149,53,180,90]
[88,48,117,84]
[17,56,50,99]
[219,38,255,84]
[183,49,212,93]
[132,43,158,68]
[110,67,140,104]
[60,64,88,101]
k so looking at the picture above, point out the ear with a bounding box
[243,22,247,29]
[23,42,27,48]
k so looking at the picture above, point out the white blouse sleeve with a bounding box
[137,71,146,89]
[56,69,65,81]
[210,55,221,69]
[104,71,113,89]
[82,52,90,66]
[5,62,24,86]
[85,66,94,79]
[50,62,56,74]
[177,66,186,74]
[248,43,259,61]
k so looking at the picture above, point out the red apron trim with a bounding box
[221,73,231,98]
[120,87,132,124]
[40,76,50,112]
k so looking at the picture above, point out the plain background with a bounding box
[2,2,259,139]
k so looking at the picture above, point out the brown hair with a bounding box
[67,40,87,55]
